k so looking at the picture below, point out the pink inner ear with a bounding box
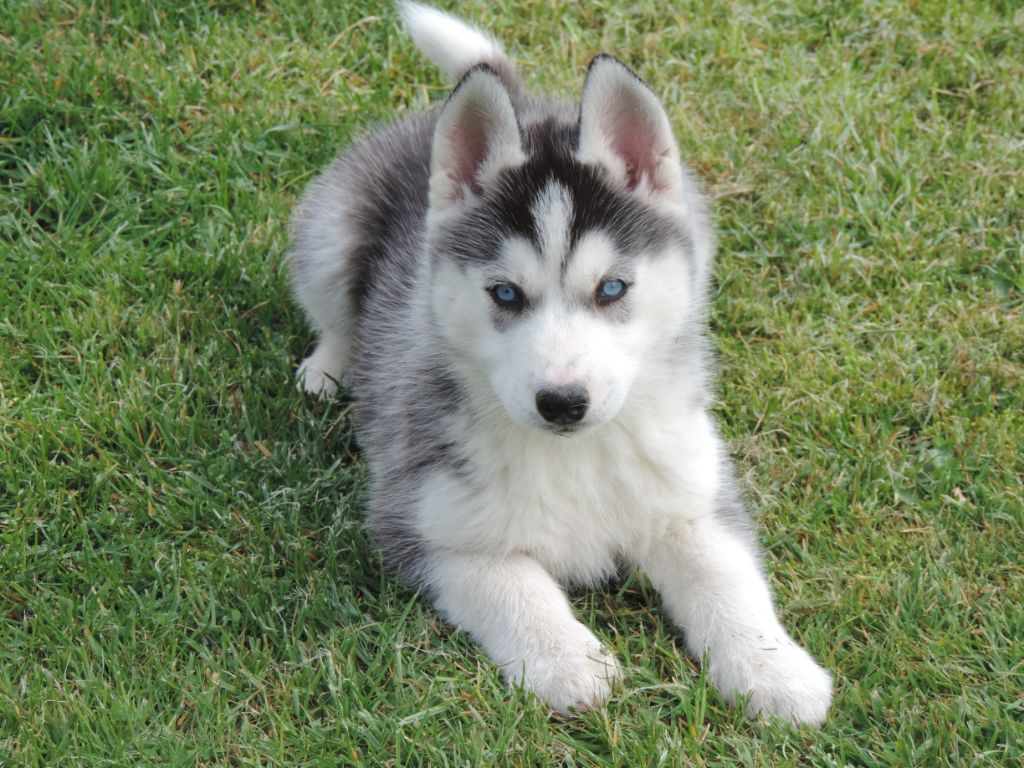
[611,110,664,192]
[450,123,488,199]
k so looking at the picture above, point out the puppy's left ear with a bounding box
[577,55,683,203]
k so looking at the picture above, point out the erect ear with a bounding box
[429,65,525,212]
[576,55,683,202]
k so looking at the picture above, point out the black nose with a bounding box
[535,386,589,425]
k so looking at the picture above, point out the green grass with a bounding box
[1,0,1021,765]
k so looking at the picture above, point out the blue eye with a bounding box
[597,278,627,304]
[490,282,524,309]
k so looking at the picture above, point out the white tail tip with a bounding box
[399,1,508,83]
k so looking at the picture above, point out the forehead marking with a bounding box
[530,180,573,270]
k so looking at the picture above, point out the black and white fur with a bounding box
[289,2,833,725]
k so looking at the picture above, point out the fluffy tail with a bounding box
[399,2,520,95]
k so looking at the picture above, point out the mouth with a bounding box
[544,422,585,437]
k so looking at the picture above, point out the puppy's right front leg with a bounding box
[427,551,621,714]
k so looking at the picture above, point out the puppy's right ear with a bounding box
[429,65,524,213]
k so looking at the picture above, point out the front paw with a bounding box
[505,632,622,715]
[712,637,833,727]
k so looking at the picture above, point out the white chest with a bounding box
[414,409,722,583]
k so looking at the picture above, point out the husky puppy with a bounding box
[289,2,833,725]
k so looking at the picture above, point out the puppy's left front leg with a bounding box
[641,514,833,727]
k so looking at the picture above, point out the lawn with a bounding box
[1,0,1021,765]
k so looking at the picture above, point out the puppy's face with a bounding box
[426,57,710,433]
[431,184,692,433]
